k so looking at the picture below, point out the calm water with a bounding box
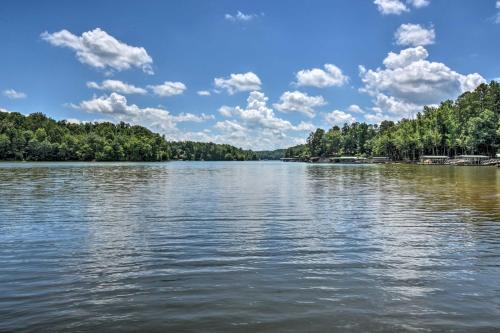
[0,161,499,333]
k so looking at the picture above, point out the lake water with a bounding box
[0,161,499,333]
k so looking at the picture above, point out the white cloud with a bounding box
[65,118,85,124]
[364,112,394,124]
[0,107,12,113]
[226,91,301,131]
[295,121,316,132]
[197,90,211,96]
[382,45,429,69]
[373,93,421,117]
[218,105,235,117]
[395,23,435,46]
[408,0,430,8]
[359,46,484,123]
[295,64,348,88]
[374,0,430,15]
[273,91,326,118]
[148,81,186,97]
[86,80,147,95]
[324,110,356,126]
[214,72,262,94]
[41,28,153,74]
[374,0,408,15]
[212,91,315,150]
[225,11,260,22]
[214,120,248,133]
[347,104,365,114]
[360,46,485,106]
[173,112,214,122]
[69,93,211,138]
[3,89,27,99]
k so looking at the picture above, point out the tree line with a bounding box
[285,82,500,160]
[0,112,258,161]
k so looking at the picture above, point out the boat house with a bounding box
[330,156,367,164]
[419,155,449,164]
[372,156,390,164]
[455,155,489,165]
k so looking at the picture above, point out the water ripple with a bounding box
[0,161,499,333]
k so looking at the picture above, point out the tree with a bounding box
[0,133,10,159]
[307,128,325,157]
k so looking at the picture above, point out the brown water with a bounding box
[0,162,499,332]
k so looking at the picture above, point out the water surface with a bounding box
[0,161,499,332]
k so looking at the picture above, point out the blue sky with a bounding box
[1,0,500,150]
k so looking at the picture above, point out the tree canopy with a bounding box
[0,112,257,161]
[285,82,500,160]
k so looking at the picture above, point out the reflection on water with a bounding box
[0,162,499,333]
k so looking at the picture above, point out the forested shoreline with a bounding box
[2,82,499,162]
[0,112,257,161]
[285,82,500,160]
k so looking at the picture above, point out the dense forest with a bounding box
[0,112,257,161]
[255,149,287,160]
[285,82,500,160]
[2,82,499,162]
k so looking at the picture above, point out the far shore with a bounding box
[0,158,499,167]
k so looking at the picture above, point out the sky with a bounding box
[1,0,500,150]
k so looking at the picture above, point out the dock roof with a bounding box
[420,155,449,159]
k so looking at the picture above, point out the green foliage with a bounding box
[0,112,257,161]
[286,82,500,160]
[255,149,286,160]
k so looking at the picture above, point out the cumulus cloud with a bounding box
[3,89,27,99]
[86,80,147,95]
[148,81,186,97]
[359,46,484,123]
[395,23,435,46]
[197,90,211,96]
[67,91,310,150]
[69,93,212,137]
[374,0,408,14]
[295,64,348,88]
[214,72,262,94]
[273,91,326,118]
[65,118,85,124]
[364,112,394,124]
[218,105,235,117]
[221,91,306,131]
[372,93,421,117]
[347,104,365,114]
[225,11,261,22]
[214,119,248,133]
[382,45,429,69]
[360,46,485,106]
[173,112,214,122]
[41,28,153,74]
[212,91,315,150]
[324,110,356,126]
[374,0,429,15]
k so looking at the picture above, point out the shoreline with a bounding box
[281,159,500,167]
[0,159,498,167]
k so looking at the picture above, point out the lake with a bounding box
[0,161,499,332]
